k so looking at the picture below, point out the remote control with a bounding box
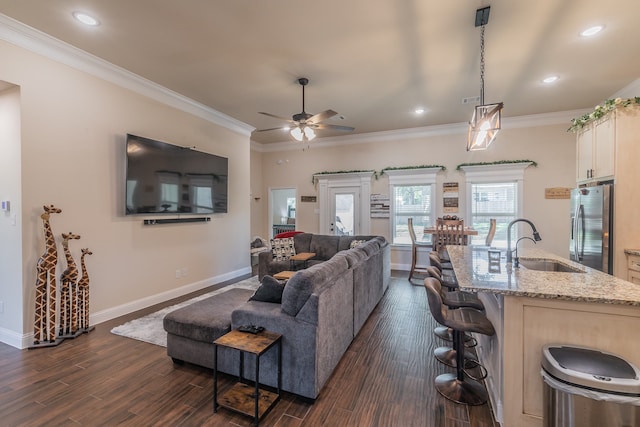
[238,325,264,334]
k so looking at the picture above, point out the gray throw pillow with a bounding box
[249,275,285,303]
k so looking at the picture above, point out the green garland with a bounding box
[379,164,446,175]
[456,160,537,171]
[312,169,378,184]
[568,97,640,132]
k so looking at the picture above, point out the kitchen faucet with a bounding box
[506,218,542,266]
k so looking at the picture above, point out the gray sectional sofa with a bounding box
[164,233,390,400]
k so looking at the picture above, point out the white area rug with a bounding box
[110,276,260,347]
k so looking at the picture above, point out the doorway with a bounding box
[270,188,296,237]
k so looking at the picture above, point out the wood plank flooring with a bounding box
[0,272,498,426]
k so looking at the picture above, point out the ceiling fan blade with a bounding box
[307,109,338,124]
[313,123,355,132]
[254,126,290,133]
[258,111,294,122]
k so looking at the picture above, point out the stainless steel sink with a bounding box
[518,259,585,273]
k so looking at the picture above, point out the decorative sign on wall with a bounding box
[443,182,459,213]
[370,194,390,218]
[301,196,317,203]
[544,187,572,199]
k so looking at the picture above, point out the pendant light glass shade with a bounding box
[467,102,503,151]
[291,125,316,142]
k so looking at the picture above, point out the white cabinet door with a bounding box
[576,127,593,181]
[594,115,615,179]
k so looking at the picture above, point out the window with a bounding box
[392,185,433,244]
[469,182,517,247]
[386,168,439,245]
[461,162,530,248]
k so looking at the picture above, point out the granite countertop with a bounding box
[625,249,640,256]
[447,246,640,306]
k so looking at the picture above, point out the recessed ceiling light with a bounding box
[580,25,603,37]
[542,75,559,84]
[414,108,425,114]
[73,11,100,26]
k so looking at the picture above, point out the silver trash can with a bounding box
[541,344,640,427]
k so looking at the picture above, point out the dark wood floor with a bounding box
[0,272,498,426]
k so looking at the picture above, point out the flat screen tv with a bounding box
[125,134,228,215]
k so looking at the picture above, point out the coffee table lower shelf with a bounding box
[217,382,279,419]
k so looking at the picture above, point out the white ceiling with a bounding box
[0,0,639,144]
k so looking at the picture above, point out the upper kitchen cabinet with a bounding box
[576,114,615,182]
[575,105,639,184]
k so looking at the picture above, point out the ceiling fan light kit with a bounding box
[256,77,354,143]
[467,6,504,151]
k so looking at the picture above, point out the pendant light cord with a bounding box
[480,24,486,106]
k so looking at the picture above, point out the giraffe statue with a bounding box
[34,204,62,344]
[77,248,93,332]
[59,232,81,337]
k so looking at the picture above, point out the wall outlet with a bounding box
[0,301,4,313]
[175,269,181,278]
[181,267,188,277]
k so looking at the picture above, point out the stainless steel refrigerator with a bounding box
[569,184,613,273]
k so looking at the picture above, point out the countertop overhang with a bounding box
[447,246,640,306]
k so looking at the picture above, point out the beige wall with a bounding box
[0,41,251,346]
[252,123,576,267]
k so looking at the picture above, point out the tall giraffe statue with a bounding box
[34,204,62,344]
[59,232,81,337]
[77,248,93,332]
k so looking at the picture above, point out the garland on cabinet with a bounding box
[569,97,640,132]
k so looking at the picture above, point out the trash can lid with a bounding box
[542,344,640,396]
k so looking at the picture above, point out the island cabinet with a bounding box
[447,246,640,427]
[628,251,640,284]
[576,105,640,278]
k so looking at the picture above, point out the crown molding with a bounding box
[251,108,590,153]
[0,14,254,137]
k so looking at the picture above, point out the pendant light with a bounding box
[467,6,503,151]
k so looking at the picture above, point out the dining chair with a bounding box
[408,217,430,282]
[434,218,465,253]
[485,218,497,247]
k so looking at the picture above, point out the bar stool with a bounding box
[425,270,482,368]
[424,278,495,405]
[428,253,458,289]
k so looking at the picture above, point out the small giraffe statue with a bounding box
[34,204,62,344]
[77,248,93,332]
[59,232,81,337]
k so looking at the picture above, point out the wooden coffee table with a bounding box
[213,329,282,426]
[273,270,295,281]
[289,252,316,270]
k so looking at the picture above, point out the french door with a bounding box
[328,187,360,236]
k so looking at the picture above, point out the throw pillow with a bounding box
[270,237,296,261]
[349,239,367,249]
[249,275,285,303]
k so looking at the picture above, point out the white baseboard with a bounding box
[391,262,410,271]
[90,267,251,326]
[0,326,29,349]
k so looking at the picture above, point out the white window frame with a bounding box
[386,168,440,246]
[460,162,531,246]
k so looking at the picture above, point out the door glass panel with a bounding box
[335,193,355,236]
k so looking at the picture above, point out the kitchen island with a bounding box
[446,246,640,427]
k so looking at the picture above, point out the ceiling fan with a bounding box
[255,77,355,142]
